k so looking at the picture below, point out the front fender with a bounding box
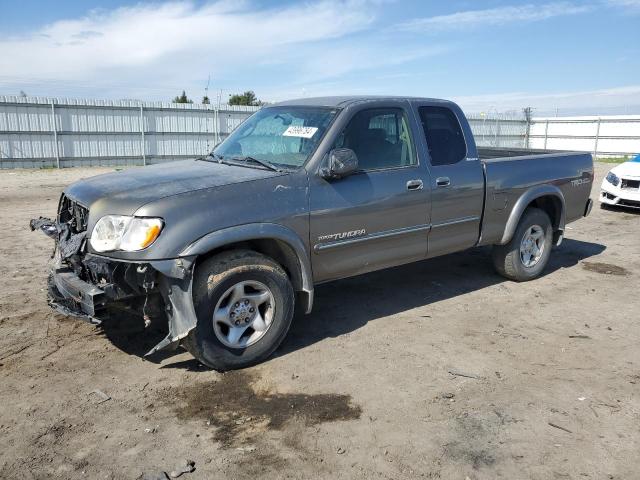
[499,185,566,245]
[180,223,314,313]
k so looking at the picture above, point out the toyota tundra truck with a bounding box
[31,96,594,370]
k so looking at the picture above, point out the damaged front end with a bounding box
[31,194,198,356]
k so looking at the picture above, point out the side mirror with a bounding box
[320,148,359,180]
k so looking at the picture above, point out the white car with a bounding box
[600,156,640,209]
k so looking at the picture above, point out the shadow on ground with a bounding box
[97,310,172,363]
[278,239,605,357]
[99,238,605,367]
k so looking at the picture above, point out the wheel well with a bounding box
[194,239,304,292]
[528,195,562,231]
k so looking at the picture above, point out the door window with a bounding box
[334,108,416,170]
[418,106,467,166]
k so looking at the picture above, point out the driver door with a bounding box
[309,105,431,283]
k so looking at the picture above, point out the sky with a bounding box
[0,0,639,115]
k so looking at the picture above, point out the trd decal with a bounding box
[571,178,591,187]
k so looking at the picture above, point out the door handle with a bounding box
[406,179,424,191]
[436,177,451,187]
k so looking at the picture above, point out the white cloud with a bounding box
[606,0,640,10]
[258,43,451,101]
[452,85,640,115]
[0,0,389,97]
[1,0,634,111]
[293,43,450,83]
[396,2,593,32]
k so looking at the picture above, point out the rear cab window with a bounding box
[418,106,467,166]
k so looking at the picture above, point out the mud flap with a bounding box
[145,256,198,356]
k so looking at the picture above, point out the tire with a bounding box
[184,250,295,371]
[492,207,553,282]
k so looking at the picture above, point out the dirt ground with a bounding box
[0,162,638,480]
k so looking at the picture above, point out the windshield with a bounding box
[213,106,338,169]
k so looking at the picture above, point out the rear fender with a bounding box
[499,185,566,245]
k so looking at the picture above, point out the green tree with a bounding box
[228,90,262,106]
[172,90,193,104]
[202,95,210,104]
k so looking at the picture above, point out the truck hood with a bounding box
[610,160,640,179]
[64,159,286,215]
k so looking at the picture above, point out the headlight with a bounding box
[606,172,620,186]
[90,215,163,252]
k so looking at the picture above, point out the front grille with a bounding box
[621,178,640,190]
[58,194,89,234]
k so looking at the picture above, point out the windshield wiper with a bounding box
[229,156,281,172]
[197,152,225,163]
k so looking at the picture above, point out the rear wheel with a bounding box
[184,250,295,371]
[492,207,553,281]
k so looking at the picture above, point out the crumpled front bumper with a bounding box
[32,217,199,355]
[600,179,640,208]
[51,268,107,320]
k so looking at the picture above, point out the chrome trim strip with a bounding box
[431,215,481,229]
[314,223,431,252]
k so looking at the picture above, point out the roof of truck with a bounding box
[272,96,455,108]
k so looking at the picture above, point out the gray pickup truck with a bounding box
[32,96,594,370]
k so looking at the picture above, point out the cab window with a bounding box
[334,108,416,170]
[418,106,467,166]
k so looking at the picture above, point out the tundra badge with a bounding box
[318,229,366,242]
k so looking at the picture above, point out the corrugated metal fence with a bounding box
[468,112,640,156]
[467,112,530,149]
[1,96,639,168]
[0,96,259,168]
[528,116,640,156]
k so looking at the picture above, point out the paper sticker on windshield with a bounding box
[283,126,318,138]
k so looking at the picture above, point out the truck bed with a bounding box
[477,148,594,247]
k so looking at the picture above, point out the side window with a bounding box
[335,108,416,170]
[418,106,467,166]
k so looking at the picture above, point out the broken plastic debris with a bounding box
[88,389,111,404]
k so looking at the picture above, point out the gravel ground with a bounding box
[0,162,638,480]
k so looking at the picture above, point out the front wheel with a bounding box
[492,207,553,282]
[184,250,295,371]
